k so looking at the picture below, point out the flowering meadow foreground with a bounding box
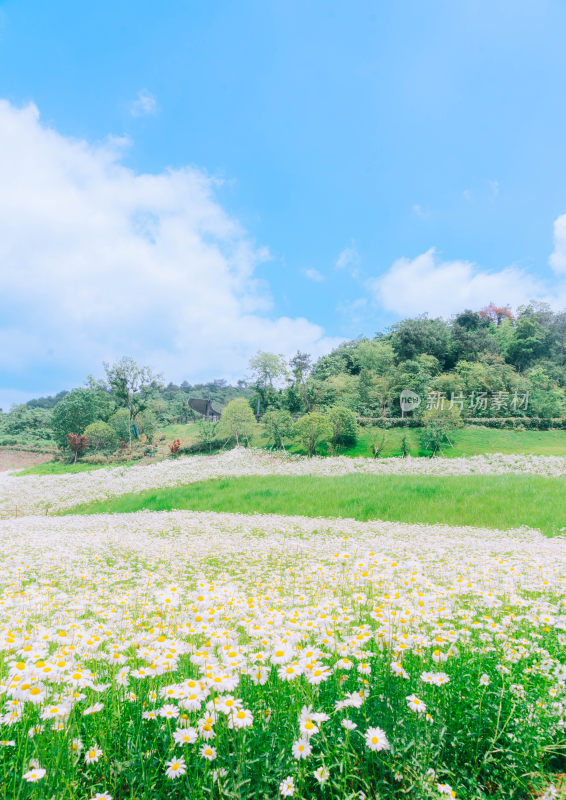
[0,496,565,800]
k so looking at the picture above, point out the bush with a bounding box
[168,439,181,456]
[83,421,118,453]
[328,406,358,448]
[136,410,157,443]
[109,409,130,442]
[262,409,293,449]
[420,407,464,457]
[293,413,332,457]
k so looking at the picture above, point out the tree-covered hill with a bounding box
[2,301,566,452]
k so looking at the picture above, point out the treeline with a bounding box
[248,302,566,421]
[1,301,566,453]
[0,370,251,450]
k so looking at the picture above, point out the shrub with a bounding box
[109,409,131,442]
[168,439,181,456]
[262,409,293,450]
[136,410,157,442]
[193,420,221,453]
[292,413,332,457]
[371,432,387,458]
[420,406,464,457]
[83,421,118,453]
[328,406,358,448]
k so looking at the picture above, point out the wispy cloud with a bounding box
[412,204,430,219]
[129,89,158,117]
[489,179,500,198]
[304,268,324,282]
[336,245,359,271]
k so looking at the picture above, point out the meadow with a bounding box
[64,473,566,536]
[0,450,565,799]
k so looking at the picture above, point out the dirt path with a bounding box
[0,448,54,472]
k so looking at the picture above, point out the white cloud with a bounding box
[0,100,338,397]
[336,245,359,271]
[129,89,158,117]
[304,268,324,282]
[412,204,430,219]
[371,248,546,318]
[489,180,500,198]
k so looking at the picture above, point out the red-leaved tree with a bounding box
[68,433,89,463]
[168,439,181,457]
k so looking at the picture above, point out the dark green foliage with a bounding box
[292,412,332,456]
[327,406,358,448]
[136,409,157,442]
[262,409,293,449]
[108,408,130,443]
[507,309,554,370]
[0,404,54,447]
[83,421,118,453]
[391,316,455,369]
[50,388,99,449]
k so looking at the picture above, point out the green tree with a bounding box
[419,407,464,457]
[292,412,332,457]
[327,406,358,449]
[108,409,130,443]
[136,409,157,443]
[51,389,99,449]
[355,340,395,374]
[527,368,566,418]
[249,351,288,414]
[249,351,288,389]
[218,398,258,446]
[1,405,53,445]
[104,357,162,449]
[83,421,118,453]
[289,351,312,411]
[262,409,293,450]
[390,316,454,369]
[507,310,553,371]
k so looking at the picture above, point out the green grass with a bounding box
[17,460,137,476]
[160,422,201,439]
[63,473,566,535]
[333,426,566,458]
[160,422,566,457]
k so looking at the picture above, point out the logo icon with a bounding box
[400,389,421,415]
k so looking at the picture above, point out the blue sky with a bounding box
[2,0,566,407]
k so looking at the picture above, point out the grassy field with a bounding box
[343,425,566,457]
[64,473,566,535]
[161,422,566,458]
